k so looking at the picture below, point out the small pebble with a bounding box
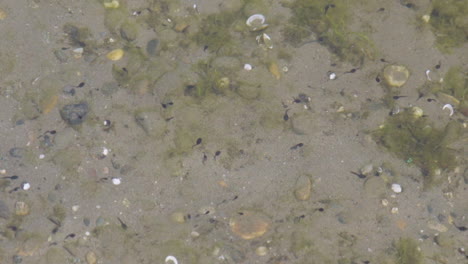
[21,182,31,190]
[112,177,121,185]
[86,251,97,264]
[255,246,268,256]
[244,64,252,71]
[391,183,402,193]
[328,71,337,80]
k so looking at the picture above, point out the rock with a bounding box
[0,200,10,219]
[294,175,312,201]
[86,251,97,264]
[229,210,270,240]
[9,147,26,158]
[60,102,89,125]
[146,39,159,56]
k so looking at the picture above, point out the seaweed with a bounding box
[395,238,424,264]
[429,0,468,53]
[282,0,375,66]
[373,108,462,188]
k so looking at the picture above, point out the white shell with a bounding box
[165,256,178,264]
[442,104,454,116]
[246,14,267,31]
[391,183,402,193]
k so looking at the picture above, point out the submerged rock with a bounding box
[60,102,89,125]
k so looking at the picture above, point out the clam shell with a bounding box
[246,14,268,31]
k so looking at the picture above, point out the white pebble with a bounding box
[22,182,31,190]
[102,147,109,156]
[391,183,402,193]
[39,154,45,159]
[328,72,337,80]
[72,205,80,212]
[111,177,121,185]
[165,256,178,264]
[244,64,252,71]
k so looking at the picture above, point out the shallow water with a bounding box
[0,0,466,263]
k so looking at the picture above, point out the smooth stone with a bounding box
[86,251,98,264]
[229,210,270,240]
[146,39,159,56]
[294,175,312,201]
[60,102,89,125]
[383,65,410,87]
[9,147,25,158]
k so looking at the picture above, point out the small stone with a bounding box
[146,39,159,56]
[60,102,89,125]
[85,251,97,264]
[360,163,373,176]
[9,147,26,158]
[229,210,270,240]
[391,183,402,193]
[53,49,68,63]
[106,49,124,61]
[15,201,30,216]
[255,246,268,256]
[294,175,312,201]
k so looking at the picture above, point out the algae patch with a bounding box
[428,0,468,53]
[373,109,462,188]
[282,0,375,65]
[395,238,424,264]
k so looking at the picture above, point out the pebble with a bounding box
[54,49,68,63]
[146,39,159,56]
[170,212,186,223]
[229,210,270,240]
[255,246,268,256]
[106,49,124,61]
[15,201,30,216]
[391,183,402,193]
[294,175,312,201]
[59,102,89,125]
[9,147,26,158]
[86,251,97,264]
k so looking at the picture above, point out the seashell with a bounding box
[246,14,268,31]
[256,33,273,49]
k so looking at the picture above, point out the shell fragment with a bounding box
[246,14,268,31]
[442,104,454,116]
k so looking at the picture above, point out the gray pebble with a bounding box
[62,85,76,96]
[83,217,90,226]
[0,200,10,219]
[60,102,89,125]
[9,147,25,158]
[146,39,159,56]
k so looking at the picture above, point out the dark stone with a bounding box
[146,39,159,56]
[62,85,76,96]
[60,102,89,125]
[9,147,26,158]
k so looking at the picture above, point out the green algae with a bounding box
[429,0,468,53]
[373,109,462,188]
[395,238,424,264]
[282,0,375,66]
